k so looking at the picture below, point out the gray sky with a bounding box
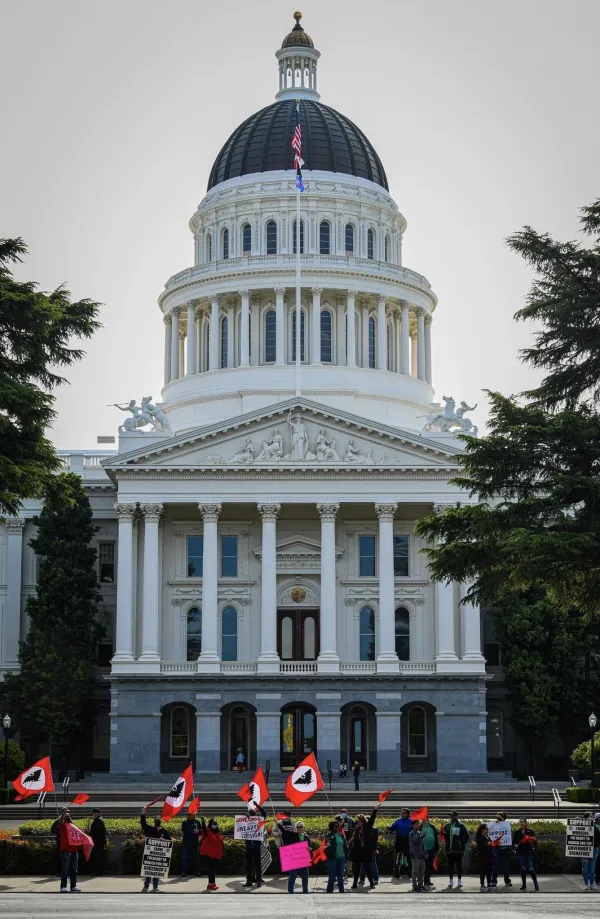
[1,0,599,448]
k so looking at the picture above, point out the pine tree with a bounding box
[4,473,101,766]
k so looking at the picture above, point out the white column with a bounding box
[346,291,356,366]
[275,286,285,365]
[461,582,485,664]
[377,296,387,370]
[3,518,25,666]
[410,331,417,378]
[186,301,197,376]
[361,302,369,368]
[163,318,172,385]
[424,315,432,384]
[394,310,401,373]
[139,504,163,665]
[226,299,235,368]
[179,331,185,377]
[401,302,410,375]
[416,309,426,381]
[239,289,250,366]
[316,503,340,672]
[375,503,399,673]
[170,309,180,382]
[197,504,221,672]
[113,504,136,663]
[210,297,219,371]
[435,579,458,670]
[311,287,322,364]
[257,504,280,672]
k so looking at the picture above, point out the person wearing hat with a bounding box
[442,810,470,889]
[286,820,311,894]
[140,806,171,892]
[87,808,106,875]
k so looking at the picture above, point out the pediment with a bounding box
[254,535,343,567]
[103,398,460,475]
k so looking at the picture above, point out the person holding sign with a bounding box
[242,803,267,888]
[513,817,539,892]
[281,820,311,894]
[490,811,512,888]
[140,806,172,892]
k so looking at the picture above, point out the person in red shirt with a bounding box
[200,817,224,890]
[58,811,81,893]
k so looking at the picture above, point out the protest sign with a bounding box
[140,837,173,879]
[234,814,265,841]
[487,820,512,846]
[566,818,594,858]
[260,836,272,874]
[279,841,311,872]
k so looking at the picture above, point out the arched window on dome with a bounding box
[222,228,229,260]
[293,219,304,254]
[220,316,228,369]
[206,233,212,263]
[265,309,276,364]
[266,220,278,255]
[186,607,202,661]
[368,316,376,369]
[384,234,390,263]
[345,223,355,255]
[242,223,252,254]
[320,309,333,363]
[292,309,306,362]
[395,607,410,661]
[319,220,331,255]
[221,606,238,661]
[359,606,376,661]
[367,228,375,260]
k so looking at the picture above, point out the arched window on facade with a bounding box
[220,316,228,368]
[264,309,276,363]
[186,607,202,661]
[293,219,304,254]
[345,223,354,255]
[221,606,238,661]
[242,223,252,254]
[384,234,390,263]
[170,706,190,758]
[395,607,410,661]
[292,309,306,362]
[320,309,332,363]
[266,220,277,255]
[359,606,376,661]
[319,220,331,255]
[367,228,375,260]
[368,316,376,368]
[206,233,212,263]
[222,228,229,260]
[408,706,427,757]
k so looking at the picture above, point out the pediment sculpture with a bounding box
[228,413,376,465]
[114,397,172,433]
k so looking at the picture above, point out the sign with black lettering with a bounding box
[566,818,594,858]
[140,837,174,879]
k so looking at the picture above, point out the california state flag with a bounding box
[12,757,55,801]
[285,753,323,808]
[161,762,194,821]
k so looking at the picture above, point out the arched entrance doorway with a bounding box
[220,702,257,772]
[341,702,377,770]
[280,703,317,770]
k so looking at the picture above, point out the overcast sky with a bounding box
[1,0,599,448]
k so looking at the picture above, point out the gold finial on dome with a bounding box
[294,11,302,23]
[281,10,313,48]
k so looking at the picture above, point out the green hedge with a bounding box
[0,787,18,805]
[466,839,562,875]
[565,787,600,803]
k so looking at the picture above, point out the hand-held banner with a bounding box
[161,762,193,821]
[279,841,311,871]
[188,797,200,815]
[13,756,55,801]
[140,837,173,880]
[285,753,323,808]
[72,793,90,806]
[65,822,94,861]
[378,788,393,804]
[234,815,265,841]
[410,806,429,822]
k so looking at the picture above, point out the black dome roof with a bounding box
[207,99,388,192]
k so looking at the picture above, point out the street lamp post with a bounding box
[2,714,11,791]
[589,713,597,789]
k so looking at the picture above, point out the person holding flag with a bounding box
[421,814,439,889]
[348,809,379,889]
[57,810,83,893]
[324,819,349,894]
[200,816,224,891]
[513,817,539,892]
[389,807,412,879]
[140,805,171,892]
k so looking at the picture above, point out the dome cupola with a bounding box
[281,10,314,48]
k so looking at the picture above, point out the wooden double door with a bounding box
[277,608,319,660]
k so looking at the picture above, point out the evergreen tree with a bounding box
[0,238,100,515]
[4,474,101,765]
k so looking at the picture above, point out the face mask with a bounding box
[209,823,217,830]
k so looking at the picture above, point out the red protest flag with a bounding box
[12,757,55,800]
[238,766,270,807]
[161,762,194,822]
[145,794,164,809]
[276,812,291,821]
[311,838,328,865]
[66,822,95,861]
[285,753,324,808]
[491,832,505,847]
[410,806,429,823]
[378,788,393,805]
[432,854,439,871]
[188,797,201,815]
[237,783,252,802]
[72,793,90,806]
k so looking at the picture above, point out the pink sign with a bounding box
[279,841,312,872]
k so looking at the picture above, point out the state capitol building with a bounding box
[0,14,510,778]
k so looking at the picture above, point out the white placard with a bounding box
[566,818,594,858]
[140,837,173,879]
[487,820,512,847]
[234,815,265,841]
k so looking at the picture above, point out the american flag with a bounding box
[291,103,305,192]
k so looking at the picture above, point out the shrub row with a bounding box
[565,787,600,803]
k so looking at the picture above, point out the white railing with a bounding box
[160,659,436,676]
[56,451,117,474]
[279,661,318,674]
[221,662,258,674]
[340,662,377,674]
[161,662,197,675]
[400,661,436,674]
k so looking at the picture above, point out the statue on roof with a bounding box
[421,396,478,436]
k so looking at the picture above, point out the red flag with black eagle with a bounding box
[161,762,193,821]
[12,757,55,801]
[237,765,270,807]
[285,753,323,808]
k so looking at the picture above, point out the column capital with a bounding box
[251,294,261,307]
[274,285,286,295]
[311,286,323,295]
[377,295,386,305]
[198,503,222,522]
[186,298,197,309]
[414,305,426,316]
[140,503,164,522]
[375,502,398,521]
[5,518,26,534]
[171,306,181,317]
[210,295,220,306]
[163,315,171,326]
[114,503,137,521]
[347,288,358,298]
[237,288,250,298]
[316,502,340,521]
[258,503,281,521]
[424,313,432,325]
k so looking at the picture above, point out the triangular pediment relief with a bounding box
[102,398,460,474]
[253,535,343,565]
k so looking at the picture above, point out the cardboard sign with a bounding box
[140,837,173,879]
[279,841,311,872]
[234,815,265,841]
[487,820,512,847]
[566,818,595,858]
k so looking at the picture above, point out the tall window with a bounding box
[187,536,203,577]
[395,607,410,661]
[367,228,375,260]
[186,608,202,661]
[393,535,409,576]
[266,220,277,254]
[221,606,238,661]
[320,309,332,363]
[207,233,212,262]
[222,228,229,259]
[359,535,376,576]
[368,316,375,368]
[408,706,427,757]
[319,220,331,254]
[98,542,115,582]
[359,606,376,661]
[293,218,304,254]
[487,709,504,758]
[204,324,210,371]
[242,223,252,253]
[387,324,393,371]
[221,316,228,368]
[292,309,306,361]
[384,234,390,262]
[265,309,276,363]
[345,223,354,254]
[221,535,238,577]
[170,707,190,757]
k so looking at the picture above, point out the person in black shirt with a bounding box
[243,803,267,888]
[87,809,107,875]
[140,807,171,892]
